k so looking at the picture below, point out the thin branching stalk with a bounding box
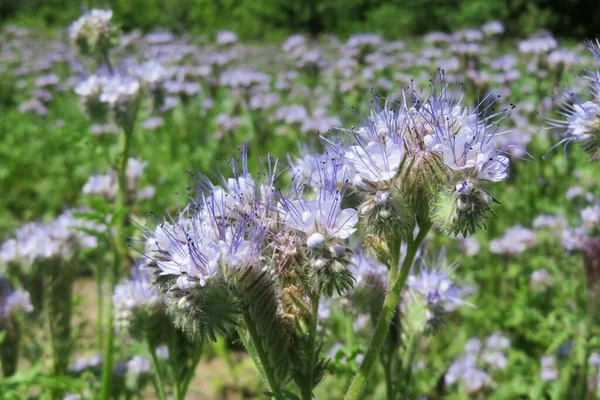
[577,238,600,399]
[43,261,74,377]
[168,329,182,400]
[99,124,134,400]
[344,221,432,400]
[346,318,355,351]
[43,273,57,375]
[301,295,321,400]
[240,310,284,399]
[95,266,105,350]
[179,342,203,400]
[148,341,168,400]
[398,332,418,399]
[380,351,393,400]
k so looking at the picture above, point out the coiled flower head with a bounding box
[75,74,141,130]
[402,251,473,335]
[0,277,33,321]
[551,40,600,161]
[113,261,163,342]
[328,72,511,238]
[69,9,115,56]
[278,158,358,295]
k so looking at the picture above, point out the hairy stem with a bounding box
[99,124,133,400]
[168,328,182,400]
[398,332,418,399]
[43,262,74,376]
[344,221,431,400]
[380,352,393,400]
[43,273,57,374]
[180,342,203,400]
[95,266,105,351]
[240,311,284,399]
[301,295,320,400]
[148,341,168,400]
[578,238,600,399]
[346,317,355,351]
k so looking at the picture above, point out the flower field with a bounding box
[0,9,599,400]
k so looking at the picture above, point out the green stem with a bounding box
[148,341,168,400]
[240,311,284,399]
[43,273,57,374]
[346,318,355,351]
[99,124,134,400]
[381,353,393,400]
[43,262,74,377]
[180,342,203,399]
[399,333,418,399]
[301,295,320,400]
[95,266,104,351]
[0,316,21,377]
[168,329,183,400]
[215,336,238,380]
[578,238,600,399]
[344,221,431,400]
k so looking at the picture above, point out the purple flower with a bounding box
[407,252,474,311]
[278,159,358,249]
[540,355,559,382]
[489,225,536,255]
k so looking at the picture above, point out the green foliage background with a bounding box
[1,0,599,39]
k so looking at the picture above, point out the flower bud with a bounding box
[177,296,191,310]
[330,244,346,258]
[431,182,494,237]
[313,258,326,269]
[457,195,471,211]
[379,209,391,219]
[307,232,326,249]
[362,190,415,240]
[69,10,116,57]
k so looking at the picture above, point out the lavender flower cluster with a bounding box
[445,333,511,395]
[0,209,102,267]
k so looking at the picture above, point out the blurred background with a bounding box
[2,0,600,40]
[1,1,600,398]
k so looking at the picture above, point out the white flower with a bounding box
[567,101,600,139]
[345,139,404,184]
[459,237,481,256]
[126,158,147,189]
[1,287,34,319]
[581,201,600,233]
[531,269,553,289]
[483,351,507,370]
[75,75,108,98]
[134,61,167,85]
[99,75,140,106]
[69,9,113,44]
[216,30,238,46]
[407,267,473,312]
[126,356,152,376]
[485,332,511,351]
[489,225,536,255]
[82,172,118,199]
[465,338,482,354]
[561,227,588,251]
[422,104,509,182]
[350,250,388,289]
[282,193,358,241]
[540,355,559,382]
